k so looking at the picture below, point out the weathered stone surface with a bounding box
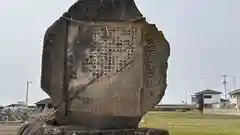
[16,122,44,135]
[40,0,170,129]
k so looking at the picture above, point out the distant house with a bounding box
[35,98,52,111]
[229,89,240,109]
[191,89,222,108]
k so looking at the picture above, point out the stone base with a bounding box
[17,122,169,135]
[45,126,169,135]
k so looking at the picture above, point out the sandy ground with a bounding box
[0,124,20,135]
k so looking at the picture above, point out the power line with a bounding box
[227,76,240,89]
[220,75,240,98]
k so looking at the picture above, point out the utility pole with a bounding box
[185,90,188,104]
[233,76,236,89]
[25,81,32,105]
[220,75,227,99]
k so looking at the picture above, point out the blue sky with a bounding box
[0,0,239,105]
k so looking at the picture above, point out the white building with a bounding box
[229,89,240,109]
[191,89,222,108]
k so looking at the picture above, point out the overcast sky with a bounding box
[0,0,239,105]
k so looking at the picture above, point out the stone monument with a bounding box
[17,0,170,134]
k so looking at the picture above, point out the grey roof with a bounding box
[6,104,26,107]
[35,98,52,105]
[229,89,240,95]
[194,89,222,95]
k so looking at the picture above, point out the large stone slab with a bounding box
[41,0,170,129]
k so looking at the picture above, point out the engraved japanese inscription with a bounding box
[82,24,140,81]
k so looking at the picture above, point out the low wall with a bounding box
[204,108,240,115]
[151,104,196,112]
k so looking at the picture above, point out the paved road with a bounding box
[0,124,20,135]
[203,109,240,116]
